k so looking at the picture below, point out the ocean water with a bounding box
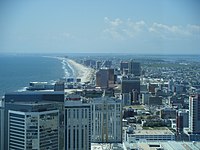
[0,54,73,97]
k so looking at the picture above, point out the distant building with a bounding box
[148,96,162,106]
[102,60,112,68]
[124,126,175,142]
[120,93,132,106]
[96,61,102,70]
[27,82,54,91]
[83,59,96,68]
[141,92,150,105]
[65,100,91,150]
[189,95,200,134]
[90,95,122,143]
[54,81,65,91]
[148,83,159,94]
[176,109,189,133]
[160,108,176,119]
[96,68,114,89]
[128,60,141,76]
[121,76,140,103]
[168,79,175,92]
[120,61,129,74]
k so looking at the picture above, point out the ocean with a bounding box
[0,53,200,97]
[0,54,74,97]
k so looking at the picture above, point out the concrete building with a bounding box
[121,76,140,103]
[128,60,141,76]
[123,141,200,150]
[102,60,112,68]
[148,96,162,106]
[96,68,114,89]
[96,61,102,70]
[124,127,175,142]
[160,108,176,119]
[189,95,200,134]
[120,61,129,74]
[54,81,65,91]
[65,100,91,150]
[90,95,122,143]
[176,109,189,133]
[141,92,150,105]
[8,108,59,150]
[1,91,64,150]
[120,93,132,106]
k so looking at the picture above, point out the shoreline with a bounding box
[66,58,94,83]
[44,56,94,83]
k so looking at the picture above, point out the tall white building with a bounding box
[65,100,91,150]
[8,109,59,150]
[90,95,122,143]
[189,95,200,134]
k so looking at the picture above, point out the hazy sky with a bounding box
[0,0,200,54]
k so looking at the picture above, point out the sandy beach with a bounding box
[66,59,94,83]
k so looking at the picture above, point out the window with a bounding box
[85,109,87,118]
[73,109,76,118]
[68,110,70,118]
[77,109,79,119]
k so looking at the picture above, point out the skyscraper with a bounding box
[65,100,91,150]
[187,94,200,141]
[96,68,114,89]
[189,95,200,134]
[8,108,59,150]
[120,61,129,74]
[121,76,140,103]
[128,60,141,76]
[90,94,122,143]
[2,91,64,150]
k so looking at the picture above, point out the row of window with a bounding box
[67,108,90,119]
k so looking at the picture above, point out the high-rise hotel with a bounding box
[188,94,200,140]
[0,91,64,150]
[90,94,122,143]
[8,109,59,150]
[65,100,91,150]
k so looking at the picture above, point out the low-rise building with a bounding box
[124,126,175,142]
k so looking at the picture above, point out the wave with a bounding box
[17,87,28,92]
[43,56,77,79]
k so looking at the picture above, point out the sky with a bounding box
[0,0,200,54]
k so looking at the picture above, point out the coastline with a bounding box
[66,58,94,83]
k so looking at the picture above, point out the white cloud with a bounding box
[148,23,191,39]
[103,17,146,39]
[104,17,123,27]
[103,17,200,41]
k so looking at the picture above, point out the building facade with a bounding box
[2,91,64,150]
[90,96,122,143]
[128,60,141,76]
[8,109,59,150]
[121,76,140,103]
[96,68,114,89]
[65,100,91,150]
[189,95,200,134]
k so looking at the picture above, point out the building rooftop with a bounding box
[130,127,174,135]
[124,141,200,150]
[6,100,60,106]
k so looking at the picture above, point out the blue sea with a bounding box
[0,54,74,97]
[0,53,200,97]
